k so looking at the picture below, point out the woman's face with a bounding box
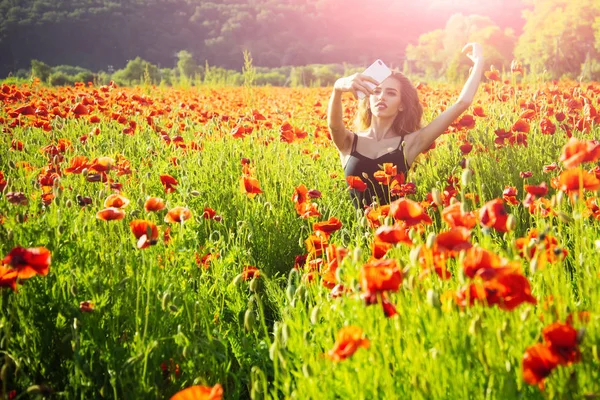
[369,77,403,119]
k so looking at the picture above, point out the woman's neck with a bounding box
[369,116,395,141]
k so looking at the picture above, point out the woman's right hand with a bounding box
[333,74,380,100]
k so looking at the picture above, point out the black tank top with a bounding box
[343,133,409,209]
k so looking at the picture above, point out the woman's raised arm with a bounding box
[328,74,379,154]
[406,43,484,160]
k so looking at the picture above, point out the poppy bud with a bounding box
[529,257,538,275]
[161,292,170,310]
[280,322,290,345]
[233,273,244,287]
[249,277,260,293]
[426,289,440,309]
[361,172,369,180]
[302,363,313,377]
[426,232,436,249]
[557,211,573,224]
[169,304,178,313]
[129,210,140,218]
[294,285,307,302]
[431,188,443,207]
[244,309,256,332]
[190,190,200,197]
[268,341,279,361]
[288,268,299,286]
[7,229,13,241]
[409,245,421,266]
[8,160,16,169]
[556,190,564,206]
[65,199,72,208]
[26,385,53,396]
[468,316,481,336]
[577,328,586,344]
[352,247,362,264]
[286,284,296,302]
[506,214,516,231]
[310,306,321,325]
[461,169,473,187]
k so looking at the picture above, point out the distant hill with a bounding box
[0,0,527,77]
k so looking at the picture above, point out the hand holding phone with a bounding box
[357,59,392,99]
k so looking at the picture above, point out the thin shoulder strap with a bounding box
[351,133,358,153]
[399,136,410,172]
[396,135,405,150]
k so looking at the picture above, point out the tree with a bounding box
[31,59,51,82]
[406,14,515,79]
[515,0,600,79]
[177,50,198,81]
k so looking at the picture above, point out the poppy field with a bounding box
[1,74,600,399]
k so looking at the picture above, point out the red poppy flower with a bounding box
[374,222,412,245]
[202,208,217,219]
[479,199,509,232]
[326,326,370,362]
[558,168,600,194]
[80,301,95,312]
[313,217,342,235]
[296,201,321,219]
[520,171,533,179]
[0,265,18,291]
[372,239,392,259]
[170,383,223,400]
[164,206,192,224]
[502,186,519,205]
[2,246,51,279]
[104,194,130,209]
[510,59,523,74]
[64,156,90,174]
[511,119,530,133]
[433,227,472,255]
[543,163,557,173]
[242,265,260,280]
[130,220,159,249]
[441,202,477,229]
[494,272,537,310]
[89,157,114,173]
[240,175,263,198]
[522,343,558,390]
[144,197,166,212]
[459,142,473,155]
[484,67,500,81]
[360,258,402,294]
[160,174,178,193]
[365,204,390,229]
[305,233,328,256]
[389,198,432,226]
[473,106,486,117]
[346,176,367,192]
[96,208,126,221]
[0,171,6,192]
[559,137,600,168]
[539,118,556,135]
[542,322,580,365]
[462,247,520,280]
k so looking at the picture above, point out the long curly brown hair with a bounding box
[353,71,423,137]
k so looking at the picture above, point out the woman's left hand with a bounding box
[462,43,484,64]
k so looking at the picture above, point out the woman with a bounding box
[328,43,484,209]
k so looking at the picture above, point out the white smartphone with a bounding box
[357,59,392,99]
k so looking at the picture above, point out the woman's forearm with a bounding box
[457,59,484,106]
[327,88,345,134]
